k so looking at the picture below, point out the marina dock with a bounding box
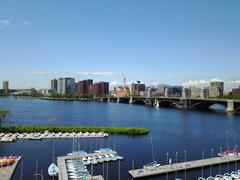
[0,156,21,180]
[129,155,240,179]
[57,151,117,180]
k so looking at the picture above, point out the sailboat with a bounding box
[48,163,58,177]
[48,139,59,177]
[143,138,160,170]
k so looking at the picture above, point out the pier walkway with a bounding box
[129,155,240,178]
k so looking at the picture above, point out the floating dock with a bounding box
[57,151,117,180]
[0,156,21,180]
[129,155,240,179]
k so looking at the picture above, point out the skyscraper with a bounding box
[209,81,224,97]
[51,79,58,94]
[76,79,93,95]
[57,78,75,94]
[2,81,9,95]
[232,86,240,97]
[130,81,145,95]
[89,82,109,95]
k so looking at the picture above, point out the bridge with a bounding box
[97,96,240,113]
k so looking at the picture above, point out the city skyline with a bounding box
[1,0,240,90]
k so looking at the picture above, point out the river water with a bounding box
[0,97,240,180]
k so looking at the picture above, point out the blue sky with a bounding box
[0,0,240,90]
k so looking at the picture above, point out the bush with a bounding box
[0,126,149,135]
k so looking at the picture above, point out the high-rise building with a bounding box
[232,86,240,97]
[147,87,157,98]
[190,86,201,98]
[51,79,58,94]
[182,88,191,98]
[130,81,145,95]
[210,81,224,97]
[200,87,209,98]
[2,81,9,94]
[76,79,93,95]
[57,78,75,94]
[114,86,130,97]
[157,84,182,97]
[209,86,221,98]
[171,86,183,97]
[164,88,169,97]
[89,82,109,95]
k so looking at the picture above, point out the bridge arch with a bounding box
[131,99,147,105]
[235,106,240,112]
[191,101,227,111]
[157,99,181,108]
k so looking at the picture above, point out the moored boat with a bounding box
[215,174,224,180]
[48,163,58,177]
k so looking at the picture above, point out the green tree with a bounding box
[0,109,11,127]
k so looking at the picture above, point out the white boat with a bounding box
[94,148,113,153]
[109,154,118,161]
[207,177,215,180]
[143,161,160,170]
[198,178,206,180]
[96,156,104,163]
[223,173,233,180]
[103,155,111,162]
[48,139,58,176]
[215,174,224,180]
[231,171,240,179]
[116,155,123,160]
[48,163,58,176]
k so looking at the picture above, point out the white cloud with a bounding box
[211,78,223,82]
[229,80,240,84]
[19,20,31,27]
[32,71,62,75]
[70,71,127,77]
[182,77,240,91]
[110,81,119,85]
[0,19,11,28]
[183,79,209,87]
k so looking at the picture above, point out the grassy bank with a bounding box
[0,126,149,135]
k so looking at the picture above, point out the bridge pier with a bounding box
[107,97,110,102]
[117,97,120,103]
[226,100,235,112]
[129,97,133,104]
[100,97,103,102]
[145,98,154,106]
[180,98,191,110]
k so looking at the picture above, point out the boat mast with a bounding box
[52,139,55,180]
[150,137,155,162]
